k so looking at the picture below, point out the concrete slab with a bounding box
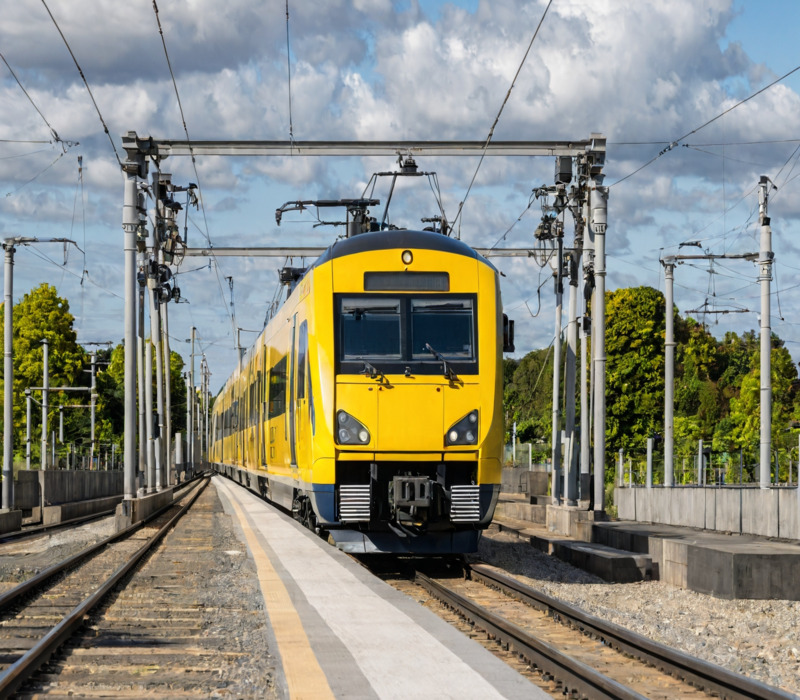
[500,493,800,600]
[216,476,541,700]
[0,509,22,535]
[42,495,122,525]
[115,488,174,528]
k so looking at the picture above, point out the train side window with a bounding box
[268,356,287,418]
[297,321,308,399]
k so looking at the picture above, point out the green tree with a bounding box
[0,284,86,462]
[102,342,187,443]
[503,347,553,444]
[604,286,665,456]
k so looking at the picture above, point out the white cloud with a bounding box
[3,0,800,384]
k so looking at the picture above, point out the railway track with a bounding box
[383,560,794,700]
[0,477,210,697]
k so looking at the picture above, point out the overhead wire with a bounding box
[0,50,65,147]
[611,62,800,188]
[451,0,553,237]
[4,151,65,197]
[40,0,120,165]
[151,0,236,346]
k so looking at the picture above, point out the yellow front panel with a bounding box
[376,383,443,451]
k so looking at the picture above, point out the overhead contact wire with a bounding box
[451,0,553,236]
[152,0,234,336]
[612,63,800,187]
[0,51,64,147]
[40,0,120,165]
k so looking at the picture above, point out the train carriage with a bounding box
[210,227,512,554]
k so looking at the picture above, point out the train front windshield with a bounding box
[337,295,477,374]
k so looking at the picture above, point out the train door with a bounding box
[260,346,268,467]
[267,352,290,474]
[294,320,312,475]
[289,315,298,467]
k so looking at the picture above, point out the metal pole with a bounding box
[758,176,773,489]
[122,145,142,500]
[148,280,164,491]
[698,438,704,486]
[137,272,146,490]
[90,352,97,469]
[59,406,63,443]
[646,437,653,488]
[2,243,14,508]
[190,327,196,470]
[591,178,608,511]
[175,431,183,482]
[41,338,49,470]
[203,357,209,460]
[564,252,579,504]
[25,389,31,471]
[162,288,172,487]
[663,259,675,487]
[185,373,191,476]
[512,421,516,464]
[145,336,155,493]
[580,212,593,500]
[550,237,563,505]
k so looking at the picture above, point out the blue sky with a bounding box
[2,0,800,390]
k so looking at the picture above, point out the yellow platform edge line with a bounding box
[221,483,335,700]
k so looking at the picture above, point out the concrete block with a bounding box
[662,539,688,588]
[0,509,22,535]
[778,488,799,540]
[494,501,546,524]
[42,495,122,526]
[115,489,174,529]
[636,488,653,522]
[14,470,41,510]
[704,489,717,530]
[741,489,778,537]
[39,470,123,506]
[716,489,741,534]
[615,488,635,520]
[549,540,652,583]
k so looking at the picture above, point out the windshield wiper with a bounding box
[361,360,389,384]
[424,343,458,381]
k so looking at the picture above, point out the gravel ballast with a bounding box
[478,528,800,695]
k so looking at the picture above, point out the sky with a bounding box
[2,0,800,392]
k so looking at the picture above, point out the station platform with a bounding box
[213,476,540,699]
[494,493,800,599]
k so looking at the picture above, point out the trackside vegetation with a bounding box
[503,286,800,485]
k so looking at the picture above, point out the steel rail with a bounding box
[0,476,210,696]
[0,471,205,547]
[0,473,206,607]
[414,571,645,700]
[469,563,795,700]
[0,507,118,545]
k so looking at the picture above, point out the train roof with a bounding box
[312,229,496,271]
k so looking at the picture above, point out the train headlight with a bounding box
[445,410,479,446]
[336,410,371,445]
[401,250,413,265]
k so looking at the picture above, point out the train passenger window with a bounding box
[410,298,474,359]
[340,298,401,359]
[268,356,287,418]
[297,322,308,399]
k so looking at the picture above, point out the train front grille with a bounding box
[450,484,481,522]
[338,484,371,522]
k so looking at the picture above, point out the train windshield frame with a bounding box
[336,293,478,375]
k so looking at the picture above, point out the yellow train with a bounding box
[210,223,512,553]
